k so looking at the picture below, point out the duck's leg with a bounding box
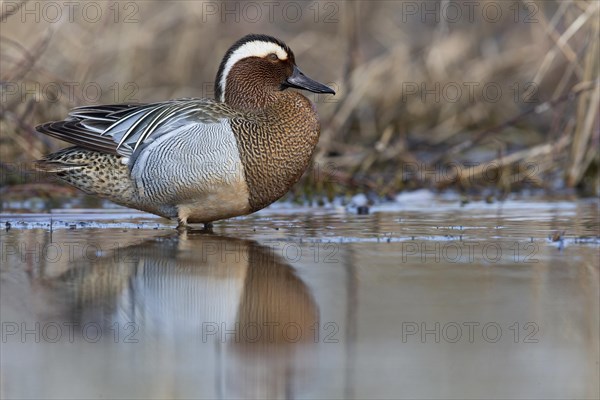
[177,218,213,233]
[176,217,188,232]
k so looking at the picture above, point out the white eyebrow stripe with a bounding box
[219,41,288,102]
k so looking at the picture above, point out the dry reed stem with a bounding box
[567,82,599,185]
[533,1,599,85]
[457,134,571,185]
[439,81,596,161]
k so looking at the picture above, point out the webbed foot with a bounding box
[176,219,214,234]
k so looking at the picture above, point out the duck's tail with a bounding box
[35,149,87,173]
[35,147,134,199]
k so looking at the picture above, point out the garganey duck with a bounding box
[35,34,335,228]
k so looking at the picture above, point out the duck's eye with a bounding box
[268,53,279,61]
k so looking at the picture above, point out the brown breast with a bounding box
[230,91,320,212]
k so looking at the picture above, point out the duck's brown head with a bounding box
[215,34,335,111]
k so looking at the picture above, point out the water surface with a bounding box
[1,198,598,399]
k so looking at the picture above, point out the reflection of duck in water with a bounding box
[34,231,319,398]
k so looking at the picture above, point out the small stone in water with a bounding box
[357,206,370,215]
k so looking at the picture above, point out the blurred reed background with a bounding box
[1,0,598,209]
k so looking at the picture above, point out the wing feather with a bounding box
[36,99,236,157]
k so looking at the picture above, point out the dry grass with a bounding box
[1,0,598,205]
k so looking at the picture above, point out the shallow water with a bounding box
[1,198,599,399]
